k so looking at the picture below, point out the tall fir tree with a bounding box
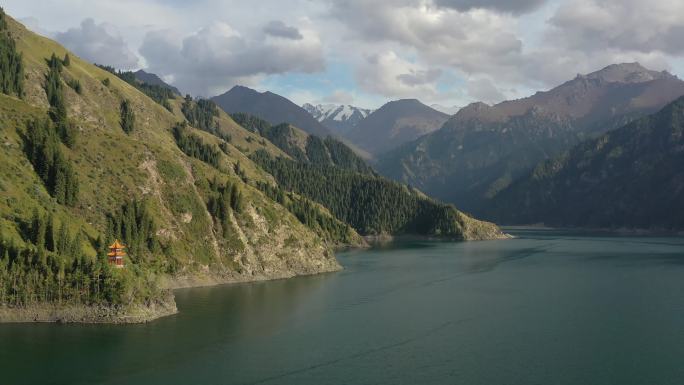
[120,99,136,134]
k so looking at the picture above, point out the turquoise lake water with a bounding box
[2,229,684,384]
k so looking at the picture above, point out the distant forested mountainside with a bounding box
[377,63,684,216]
[233,112,503,238]
[487,96,684,229]
[231,112,372,173]
[250,154,502,239]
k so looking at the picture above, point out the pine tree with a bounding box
[57,222,68,255]
[63,53,70,67]
[120,99,135,134]
[46,213,56,252]
[34,212,47,250]
[70,230,82,258]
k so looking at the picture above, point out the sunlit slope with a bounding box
[1,15,342,285]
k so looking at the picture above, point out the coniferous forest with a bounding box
[172,122,221,168]
[0,8,22,97]
[96,64,177,111]
[232,112,372,173]
[0,206,162,307]
[181,96,220,133]
[23,119,79,206]
[45,53,78,147]
[251,150,468,237]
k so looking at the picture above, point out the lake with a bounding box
[2,229,684,385]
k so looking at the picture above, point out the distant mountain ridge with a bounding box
[302,103,372,134]
[134,70,180,95]
[212,86,331,137]
[344,99,449,156]
[377,63,684,215]
[487,95,684,229]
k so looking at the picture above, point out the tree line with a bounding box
[96,64,176,111]
[45,53,78,147]
[181,96,220,133]
[172,122,221,168]
[0,212,125,306]
[0,7,23,98]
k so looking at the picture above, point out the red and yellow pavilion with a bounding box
[107,239,126,268]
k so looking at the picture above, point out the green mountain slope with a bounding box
[230,113,504,240]
[231,112,372,173]
[0,12,342,322]
[487,96,684,229]
[0,11,506,323]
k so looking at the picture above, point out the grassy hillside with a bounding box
[0,12,344,322]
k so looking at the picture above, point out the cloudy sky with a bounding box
[7,0,684,108]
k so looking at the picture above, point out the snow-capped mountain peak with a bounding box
[302,103,373,133]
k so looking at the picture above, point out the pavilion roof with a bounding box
[108,239,126,249]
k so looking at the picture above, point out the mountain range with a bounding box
[343,99,449,156]
[376,63,684,216]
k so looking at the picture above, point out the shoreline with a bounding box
[0,232,513,325]
[363,232,513,245]
[0,262,343,325]
[502,225,684,237]
[0,291,178,324]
